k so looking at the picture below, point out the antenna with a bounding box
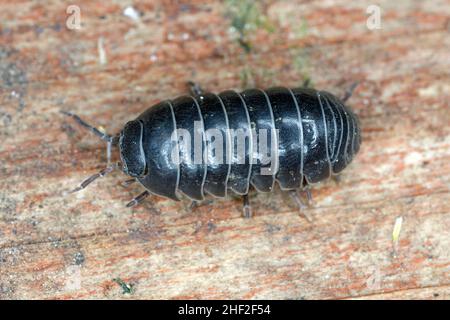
[62,110,121,193]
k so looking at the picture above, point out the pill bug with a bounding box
[63,83,361,217]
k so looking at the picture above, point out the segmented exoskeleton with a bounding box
[63,83,361,218]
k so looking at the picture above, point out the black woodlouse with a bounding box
[62,82,361,218]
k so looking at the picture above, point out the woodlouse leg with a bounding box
[189,201,199,211]
[68,163,118,193]
[341,82,359,103]
[186,81,205,97]
[189,199,213,211]
[301,177,314,205]
[331,175,341,184]
[61,110,118,164]
[106,140,112,165]
[243,194,252,218]
[126,190,150,208]
[289,190,313,223]
[303,187,313,205]
[121,178,137,188]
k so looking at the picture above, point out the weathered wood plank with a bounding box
[0,0,449,299]
[1,192,449,299]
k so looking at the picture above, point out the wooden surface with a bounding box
[0,0,449,300]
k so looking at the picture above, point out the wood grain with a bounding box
[0,0,449,299]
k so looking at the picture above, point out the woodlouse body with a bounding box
[118,86,361,201]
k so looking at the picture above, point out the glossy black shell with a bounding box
[128,87,361,201]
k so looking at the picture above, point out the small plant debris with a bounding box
[225,0,275,53]
[113,278,135,295]
[391,216,403,257]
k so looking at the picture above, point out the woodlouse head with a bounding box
[119,120,147,178]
